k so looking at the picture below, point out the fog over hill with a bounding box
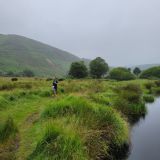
[0,34,84,77]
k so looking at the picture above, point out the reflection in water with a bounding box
[127,98,160,160]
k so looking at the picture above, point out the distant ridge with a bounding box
[0,34,86,77]
[130,63,160,70]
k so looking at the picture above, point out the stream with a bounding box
[127,97,160,159]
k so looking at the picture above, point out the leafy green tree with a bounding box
[69,61,88,78]
[89,57,109,78]
[109,67,135,81]
[140,66,160,79]
[133,67,141,76]
[23,69,35,77]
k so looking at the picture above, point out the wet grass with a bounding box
[0,77,159,159]
[0,117,18,143]
[143,95,155,103]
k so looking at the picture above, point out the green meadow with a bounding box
[0,77,160,160]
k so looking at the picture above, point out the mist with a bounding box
[0,0,160,66]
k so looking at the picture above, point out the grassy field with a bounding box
[0,77,160,160]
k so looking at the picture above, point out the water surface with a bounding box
[128,97,160,160]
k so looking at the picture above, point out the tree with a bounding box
[109,67,135,81]
[140,66,160,79]
[22,69,34,77]
[89,57,109,78]
[133,67,141,76]
[69,61,88,78]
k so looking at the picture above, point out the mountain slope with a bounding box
[130,64,160,71]
[0,34,82,77]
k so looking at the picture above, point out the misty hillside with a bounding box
[0,34,83,77]
[130,64,160,71]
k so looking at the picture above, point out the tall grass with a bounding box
[113,83,147,122]
[0,96,8,110]
[143,95,155,103]
[0,117,18,143]
[28,124,87,160]
[41,96,129,159]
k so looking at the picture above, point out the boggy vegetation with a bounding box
[0,77,159,159]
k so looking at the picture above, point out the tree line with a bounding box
[68,57,146,80]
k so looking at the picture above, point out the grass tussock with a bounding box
[41,96,129,159]
[143,95,155,103]
[113,83,146,121]
[28,124,87,160]
[0,117,18,143]
[0,96,8,110]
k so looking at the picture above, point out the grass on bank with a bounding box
[0,77,159,159]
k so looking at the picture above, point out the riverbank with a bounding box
[0,78,159,159]
[128,97,160,159]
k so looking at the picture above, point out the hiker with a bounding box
[52,79,58,96]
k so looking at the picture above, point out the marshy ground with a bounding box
[0,77,160,160]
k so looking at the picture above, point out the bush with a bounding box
[109,67,135,81]
[11,77,18,81]
[143,95,155,103]
[140,66,160,79]
[0,117,18,143]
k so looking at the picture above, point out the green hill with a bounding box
[0,34,82,77]
[130,64,160,71]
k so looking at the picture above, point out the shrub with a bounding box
[140,66,160,79]
[0,117,18,143]
[109,67,135,81]
[11,77,18,81]
[143,95,155,103]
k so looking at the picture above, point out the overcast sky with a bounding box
[0,0,160,66]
